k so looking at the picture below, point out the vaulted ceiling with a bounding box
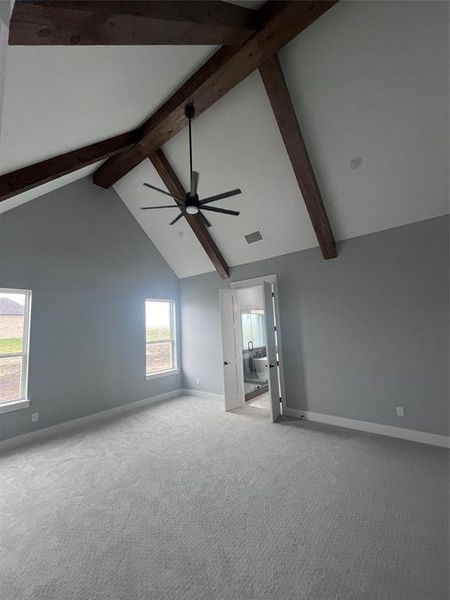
[1,1,448,277]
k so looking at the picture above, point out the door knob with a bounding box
[269,364,275,368]
[223,361,230,365]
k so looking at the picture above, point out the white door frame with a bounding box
[219,289,245,411]
[230,274,287,416]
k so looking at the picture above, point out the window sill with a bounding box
[0,399,30,415]
[146,369,179,381]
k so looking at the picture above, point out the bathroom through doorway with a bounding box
[219,275,286,421]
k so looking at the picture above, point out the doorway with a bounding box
[239,286,269,407]
[219,275,286,421]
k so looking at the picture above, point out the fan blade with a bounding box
[199,189,241,205]
[141,205,180,210]
[201,206,240,216]
[198,212,212,228]
[143,183,185,202]
[170,212,185,225]
[190,171,199,196]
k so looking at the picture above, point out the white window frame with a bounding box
[0,287,32,414]
[145,298,178,379]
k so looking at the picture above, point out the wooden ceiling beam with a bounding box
[9,1,258,46]
[149,149,230,279]
[93,1,337,189]
[259,54,336,259]
[0,130,138,202]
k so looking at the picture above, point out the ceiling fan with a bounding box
[141,105,242,227]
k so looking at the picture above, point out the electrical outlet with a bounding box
[396,406,405,417]
[31,412,39,423]
[196,378,200,385]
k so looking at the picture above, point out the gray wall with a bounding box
[0,178,181,441]
[180,216,449,436]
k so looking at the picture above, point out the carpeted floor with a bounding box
[0,395,448,600]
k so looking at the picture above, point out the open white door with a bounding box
[219,289,243,411]
[263,282,281,422]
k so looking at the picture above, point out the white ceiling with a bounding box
[1,1,448,277]
[0,44,214,172]
[0,43,214,213]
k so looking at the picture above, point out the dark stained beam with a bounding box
[259,54,336,259]
[149,149,229,279]
[93,1,338,189]
[0,130,138,202]
[9,1,258,46]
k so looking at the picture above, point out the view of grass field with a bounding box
[144,300,174,374]
[0,292,28,402]
[0,338,22,353]
[0,332,169,352]
[146,326,170,343]
[146,326,173,373]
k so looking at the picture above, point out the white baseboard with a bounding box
[283,407,303,419]
[6,391,446,452]
[284,407,450,448]
[181,389,224,402]
[0,389,182,452]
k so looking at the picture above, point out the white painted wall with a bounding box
[0,0,14,152]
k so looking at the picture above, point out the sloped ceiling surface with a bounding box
[115,70,319,278]
[0,44,214,213]
[1,1,448,277]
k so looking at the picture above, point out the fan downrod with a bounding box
[140,101,241,225]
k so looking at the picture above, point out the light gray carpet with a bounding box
[1,395,448,600]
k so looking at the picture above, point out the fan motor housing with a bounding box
[185,193,199,206]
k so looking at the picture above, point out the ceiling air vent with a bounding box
[244,231,263,244]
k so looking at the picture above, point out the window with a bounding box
[145,299,177,377]
[241,310,266,349]
[0,288,31,409]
